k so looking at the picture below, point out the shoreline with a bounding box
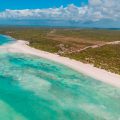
[1,40,120,88]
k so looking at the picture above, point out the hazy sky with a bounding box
[0,0,120,28]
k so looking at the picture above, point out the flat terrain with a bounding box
[0,27,120,74]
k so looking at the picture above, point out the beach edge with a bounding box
[1,40,120,88]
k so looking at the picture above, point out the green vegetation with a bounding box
[55,29,120,42]
[65,44,120,74]
[0,27,120,74]
[0,28,60,53]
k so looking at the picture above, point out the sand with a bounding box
[0,40,120,88]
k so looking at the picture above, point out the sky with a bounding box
[0,0,120,28]
[0,0,88,10]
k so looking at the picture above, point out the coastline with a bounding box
[1,40,120,88]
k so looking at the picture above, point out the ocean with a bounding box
[0,35,120,120]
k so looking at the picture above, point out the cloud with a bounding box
[89,0,102,6]
[0,0,120,22]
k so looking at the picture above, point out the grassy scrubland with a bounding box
[66,44,120,74]
[0,27,120,74]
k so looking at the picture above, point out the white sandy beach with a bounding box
[0,40,120,88]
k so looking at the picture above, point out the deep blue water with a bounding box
[0,35,120,120]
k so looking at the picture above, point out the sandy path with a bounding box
[68,41,120,54]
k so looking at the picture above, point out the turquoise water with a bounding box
[0,35,120,120]
[0,34,14,45]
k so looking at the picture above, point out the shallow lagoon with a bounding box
[0,52,120,120]
[0,35,120,120]
[0,34,14,45]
